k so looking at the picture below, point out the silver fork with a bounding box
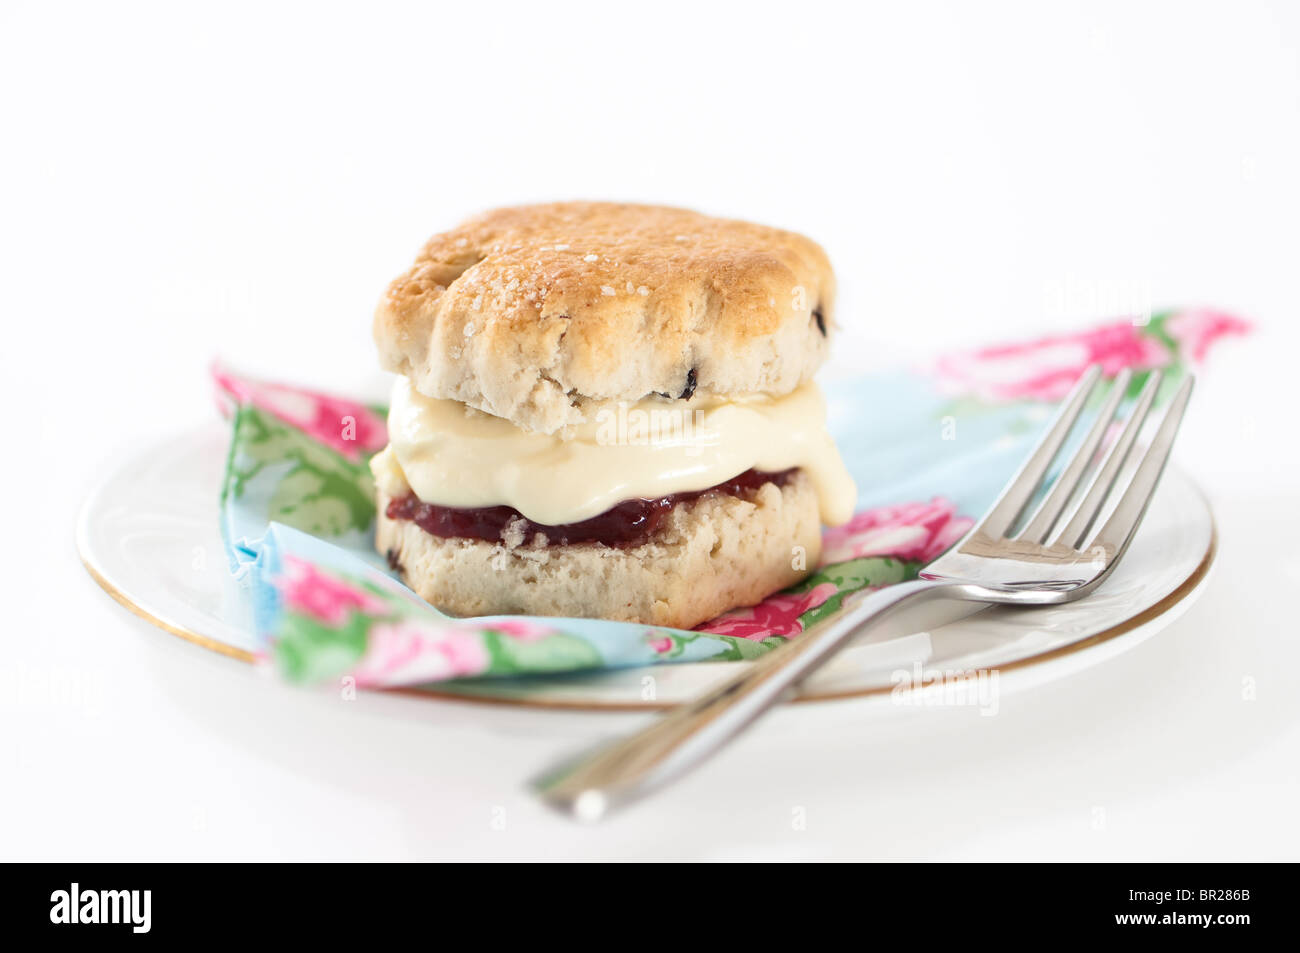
[537,365,1194,821]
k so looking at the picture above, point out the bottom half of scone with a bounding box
[375,471,823,630]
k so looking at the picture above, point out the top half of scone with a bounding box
[375,202,835,432]
[372,202,855,528]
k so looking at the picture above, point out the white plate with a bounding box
[78,423,1215,709]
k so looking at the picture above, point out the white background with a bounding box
[2,0,1296,860]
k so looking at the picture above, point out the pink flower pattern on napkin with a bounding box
[488,618,555,642]
[279,557,389,626]
[351,619,491,687]
[1164,309,1251,362]
[697,583,841,640]
[213,363,387,460]
[647,634,676,654]
[934,320,1172,402]
[821,498,972,565]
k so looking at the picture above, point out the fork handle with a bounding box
[537,577,962,820]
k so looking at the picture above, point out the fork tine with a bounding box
[1018,367,1132,543]
[1088,375,1194,559]
[978,364,1102,538]
[1055,369,1162,549]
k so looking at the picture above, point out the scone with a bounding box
[370,201,857,629]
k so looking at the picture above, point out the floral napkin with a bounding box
[218,310,1246,688]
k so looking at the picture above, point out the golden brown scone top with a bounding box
[374,201,836,434]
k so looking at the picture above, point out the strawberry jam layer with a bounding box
[386,468,797,547]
